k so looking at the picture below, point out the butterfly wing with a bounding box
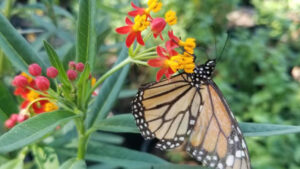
[186,80,251,169]
[131,73,202,149]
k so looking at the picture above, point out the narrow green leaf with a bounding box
[76,0,97,70]
[59,158,86,169]
[86,45,130,128]
[0,159,23,169]
[240,122,300,137]
[93,114,300,137]
[0,81,18,115]
[0,111,76,153]
[58,143,167,168]
[77,64,91,110]
[43,41,71,87]
[92,114,139,133]
[0,13,47,72]
[130,164,210,169]
[119,89,137,99]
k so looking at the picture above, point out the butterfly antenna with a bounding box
[216,33,231,63]
[214,34,218,60]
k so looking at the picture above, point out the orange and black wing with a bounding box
[186,80,251,169]
[131,73,202,150]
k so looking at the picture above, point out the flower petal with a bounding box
[148,58,165,67]
[159,33,164,40]
[126,32,136,48]
[156,46,167,58]
[125,17,133,25]
[131,2,138,9]
[156,68,168,82]
[116,26,131,34]
[168,30,180,42]
[136,32,145,46]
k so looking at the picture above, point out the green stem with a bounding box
[135,55,158,60]
[137,46,157,55]
[132,32,152,58]
[75,118,89,160]
[87,57,131,99]
[135,52,157,59]
[130,59,148,66]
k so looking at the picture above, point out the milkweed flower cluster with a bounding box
[5,64,59,129]
[116,0,196,81]
[5,61,98,129]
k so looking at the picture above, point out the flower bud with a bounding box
[76,62,85,72]
[67,69,78,81]
[10,114,19,122]
[68,61,76,69]
[28,63,42,76]
[12,75,28,88]
[17,114,28,122]
[47,66,58,78]
[151,18,166,39]
[5,119,15,129]
[35,76,50,91]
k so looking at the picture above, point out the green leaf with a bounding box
[86,45,130,128]
[0,81,18,115]
[59,158,86,169]
[93,114,300,137]
[77,64,91,110]
[0,159,23,169]
[0,109,8,134]
[76,0,97,70]
[43,41,71,88]
[130,164,210,169]
[0,111,76,153]
[0,13,47,72]
[240,122,300,137]
[31,145,59,169]
[91,114,139,133]
[58,143,167,168]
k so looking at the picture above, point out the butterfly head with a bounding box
[190,59,216,85]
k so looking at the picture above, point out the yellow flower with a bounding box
[132,15,150,32]
[91,77,96,86]
[27,90,40,101]
[165,10,177,25]
[44,102,59,112]
[147,0,162,13]
[179,38,196,54]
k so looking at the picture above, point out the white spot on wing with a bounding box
[226,155,234,166]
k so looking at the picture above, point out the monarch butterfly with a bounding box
[131,58,251,169]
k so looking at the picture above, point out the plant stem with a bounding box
[135,52,157,59]
[75,118,89,160]
[87,57,131,99]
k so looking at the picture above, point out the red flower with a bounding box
[35,76,50,91]
[151,18,166,40]
[148,43,179,81]
[76,62,85,72]
[12,75,28,88]
[167,30,180,49]
[5,119,15,129]
[47,66,58,78]
[128,2,147,17]
[116,17,146,48]
[67,69,78,81]
[28,63,42,76]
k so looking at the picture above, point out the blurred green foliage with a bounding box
[0,0,300,169]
